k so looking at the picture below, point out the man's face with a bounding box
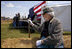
[43,13,51,21]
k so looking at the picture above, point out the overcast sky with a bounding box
[1,1,71,19]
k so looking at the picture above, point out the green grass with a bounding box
[1,23,71,39]
[1,23,40,39]
[63,31,71,35]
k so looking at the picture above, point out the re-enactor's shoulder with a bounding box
[53,17,62,24]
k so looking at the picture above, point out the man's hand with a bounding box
[36,40,42,46]
[28,19,34,26]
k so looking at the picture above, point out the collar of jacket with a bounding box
[50,17,55,23]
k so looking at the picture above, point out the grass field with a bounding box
[1,21,71,39]
[1,20,71,48]
[1,22,40,39]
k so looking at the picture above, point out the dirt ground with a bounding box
[1,35,71,48]
[63,35,71,48]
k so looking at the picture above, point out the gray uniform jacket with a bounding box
[32,17,64,48]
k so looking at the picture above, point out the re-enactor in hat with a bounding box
[28,6,64,48]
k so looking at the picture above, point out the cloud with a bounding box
[1,2,5,5]
[47,1,53,3]
[1,2,14,7]
[15,5,22,8]
[1,2,24,8]
[6,3,14,7]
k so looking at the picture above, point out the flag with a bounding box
[29,1,46,21]
[34,1,46,20]
[29,7,34,20]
